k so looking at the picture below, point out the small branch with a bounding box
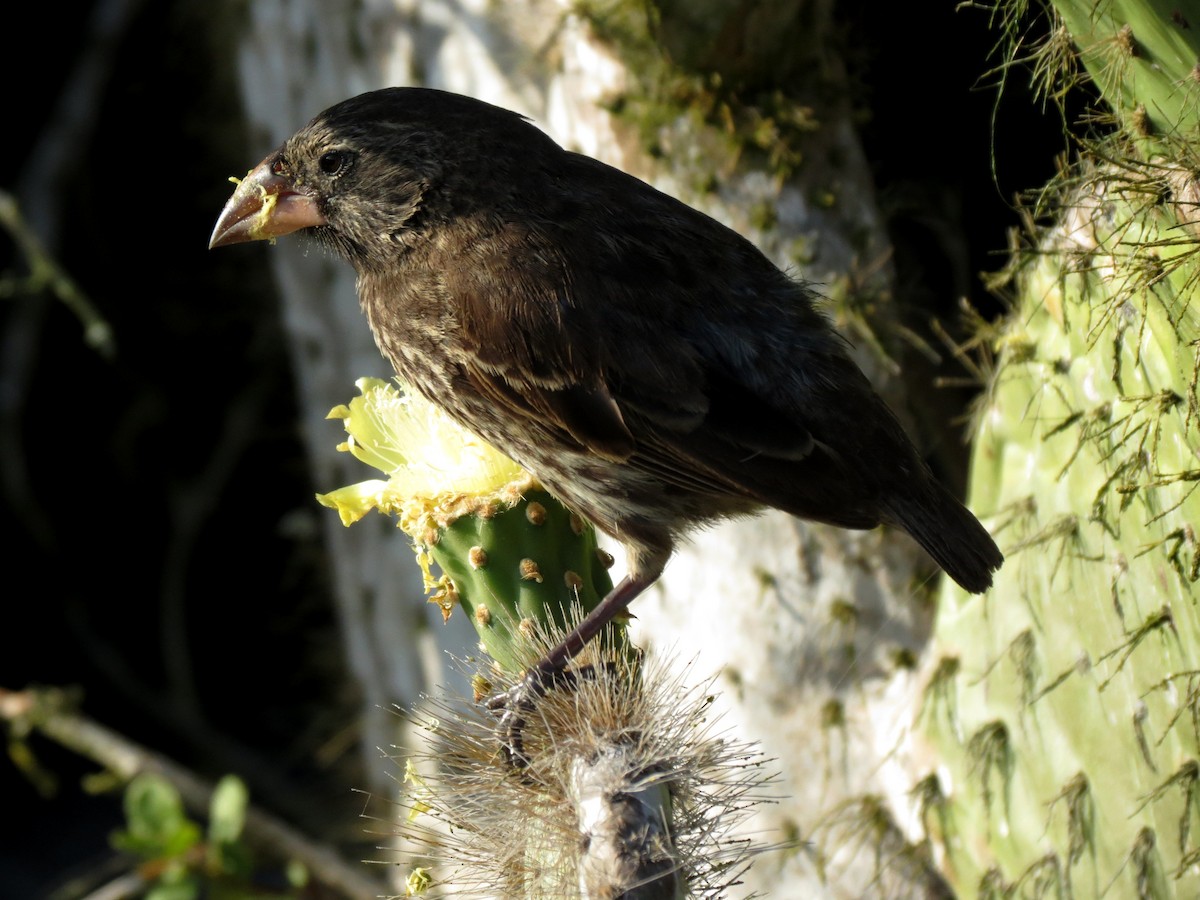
[0,190,115,357]
[0,686,386,900]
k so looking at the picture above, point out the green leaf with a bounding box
[208,775,248,845]
[112,773,201,859]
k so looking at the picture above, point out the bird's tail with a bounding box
[884,480,1003,594]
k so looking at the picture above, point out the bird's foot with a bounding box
[487,660,614,770]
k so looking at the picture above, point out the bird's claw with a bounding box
[488,661,614,770]
[488,661,573,770]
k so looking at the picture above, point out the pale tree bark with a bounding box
[226,1,945,895]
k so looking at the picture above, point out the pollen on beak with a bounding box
[209,159,326,249]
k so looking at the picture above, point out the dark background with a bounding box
[0,2,1065,896]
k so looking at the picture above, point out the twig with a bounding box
[0,686,386,900]
[1,0,139,557]
[0,190,115,357]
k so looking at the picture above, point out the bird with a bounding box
[211,87,1003,680]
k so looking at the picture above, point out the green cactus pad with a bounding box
[428,490,618,674]
[920,177,1200,896]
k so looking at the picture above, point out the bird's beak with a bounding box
[209,158,326,249]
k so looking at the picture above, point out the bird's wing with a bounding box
[441,201,866,511]
[437,219,641,462]
[435,150,896,528]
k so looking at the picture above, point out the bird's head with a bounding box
[209,88,553,266]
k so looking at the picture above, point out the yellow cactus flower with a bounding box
[316,377,532,542]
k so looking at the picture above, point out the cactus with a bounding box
[1052,0,1200,146]
[317,379,774,897]
[398,644,772,898]
[917,2,1200,896]
[317,378,621,675]
[431,489,620,675]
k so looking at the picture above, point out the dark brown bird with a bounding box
[211,88,1002,675]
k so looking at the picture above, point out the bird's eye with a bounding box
[319,150,352,177]
[270,157,287,177]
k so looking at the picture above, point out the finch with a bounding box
[211,88,1002,673]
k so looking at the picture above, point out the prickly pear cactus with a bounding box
[317,377,619,674]
[917,2,1200,896]
[430,489,617,675]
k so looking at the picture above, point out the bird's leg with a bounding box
[488,573,654,768]
[540,573,652,671]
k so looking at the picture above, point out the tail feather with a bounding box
[885,481,1003,594]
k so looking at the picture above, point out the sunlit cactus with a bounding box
[916,2,1200,895]
[1052,0,1200,145]
[396,640,774,898]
